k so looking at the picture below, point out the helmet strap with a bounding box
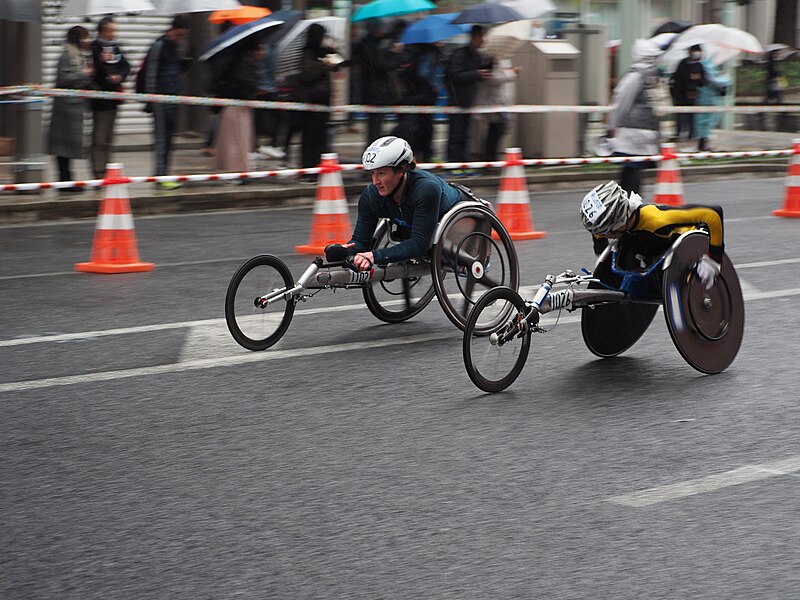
[389,170,407,201]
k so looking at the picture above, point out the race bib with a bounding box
[580,190,606,224]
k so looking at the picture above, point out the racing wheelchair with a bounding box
[226,198,519,351]
[462,230,745,392]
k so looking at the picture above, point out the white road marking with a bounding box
[0,331,457,393]
[606,456,800,507]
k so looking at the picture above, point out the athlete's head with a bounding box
[580,181,642,237]
[362,136,415,197]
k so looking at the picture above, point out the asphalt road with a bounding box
[2,178,800,599]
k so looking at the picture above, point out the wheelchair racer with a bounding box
[580,180,724,289]
[325,136,468,271]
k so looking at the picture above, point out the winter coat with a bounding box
[445,44,488,108]
[47,45,92,159]
[353,34,401,105]
[90,38,130,111]
[608,61,660,157]
[694,60,730,140]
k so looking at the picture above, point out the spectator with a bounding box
[764,48,784,104]
[397,43,443,163]
[214,38,264,178]
[353,19,404,144]
[89,17,130,180]
[255,42,286,161]
[295,23,341,183]
[669,44,705,146]
[445,25,492,173]
[47,25,94,192]
[695,59,730,152]
[143,15,191,190]
[475,57,520,162]
[530,20,547,40]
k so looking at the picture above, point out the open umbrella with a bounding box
[483,18,532,59]
[60,0,155,17]
[500,0,555,20]
[255,9,303,46]
[209,5,269,25]
[399,13,470,45]
[273,16,346,78]
[652,20,692,36]
[659,24,763,73]
[352,0,436,23]
[452,2,524,25]
[148,0,240,13]
[0,0,41,22]
[199,16,284,61]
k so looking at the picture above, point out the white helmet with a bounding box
[362,136,413,171]
[580,181,642,236]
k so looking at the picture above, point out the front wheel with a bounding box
[463,287,531,393]
[225,254,295,351]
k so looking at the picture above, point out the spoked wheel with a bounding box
[363,222,435,323]
[433,207,519,332]
[463,287,531,393]
[662,233,744,374]
[225,254,295,351]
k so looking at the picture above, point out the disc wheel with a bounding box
[363,223,435,323]
[581,255,659,357]
[662,233,745,373]
[433,208,519,332]
[225,254,295,351]
[463,287,531,393]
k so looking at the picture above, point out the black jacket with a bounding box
[90,39,130,111]
[445,44,488,108]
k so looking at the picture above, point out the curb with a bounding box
[0,163,787,225]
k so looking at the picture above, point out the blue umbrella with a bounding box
[352,0,436,23]
[199,17,285,61]
[452,3,524,25]
[399,13,471,45]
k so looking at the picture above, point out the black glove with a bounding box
[324,243,349,262]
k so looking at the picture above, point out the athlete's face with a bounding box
[371,167,403,197]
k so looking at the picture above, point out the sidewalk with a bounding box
[0,123,795,224]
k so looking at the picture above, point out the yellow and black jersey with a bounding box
[623,203,724,263]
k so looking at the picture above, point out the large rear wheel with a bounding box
[463,287,531,393]
[225,254,295,351]
[363,222,435,323]
[433,207,519,332]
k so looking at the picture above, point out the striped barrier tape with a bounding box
[0,149,794,194]
[4,85,800,115]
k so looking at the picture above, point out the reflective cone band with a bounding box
[75,163,155,274]
[652,143,684,206]
[774,138,800,218]
[493,147,546,240]
[295,153,352,254]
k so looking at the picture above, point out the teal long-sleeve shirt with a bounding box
[348,169,462,265]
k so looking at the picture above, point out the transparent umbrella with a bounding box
[147,0,240,14]
[499,0,555,21]
[0,0,41,22]
[60,0,156,17]
[659,24,763,73]
[273,17,347,79]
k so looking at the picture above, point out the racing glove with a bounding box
[324,243,349,262]
[696,254,721,290]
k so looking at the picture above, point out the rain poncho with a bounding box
[694,59,731,140]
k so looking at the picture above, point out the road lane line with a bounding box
[606,456,800,508]
[0,331,457,393]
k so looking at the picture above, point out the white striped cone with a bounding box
[295,153,352,254]
[75,163,154,274]
[774,138,800,218]
[493,148,546,240]
[652,143,684,206]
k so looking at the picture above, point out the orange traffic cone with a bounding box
[295,153,352,254]
[652,143,684,206]
[774,138,800,218]
[75,163,155,274]
[493,147,546,240]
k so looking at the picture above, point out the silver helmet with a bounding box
[579,181,642,236]
[362,136,413,171]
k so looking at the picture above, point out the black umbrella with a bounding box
[652,20,692,36]
[258,9,303,47]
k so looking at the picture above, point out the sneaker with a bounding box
[296,174,317,184]
[258,145,286,159]
[155,181,182,190]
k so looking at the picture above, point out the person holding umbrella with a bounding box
[141,14,191,190]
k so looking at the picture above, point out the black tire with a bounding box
[433,207,519,332]
[463,287,531,393]
[225,254,295,351]
[363,222,435,323]
[662,233,744,374]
